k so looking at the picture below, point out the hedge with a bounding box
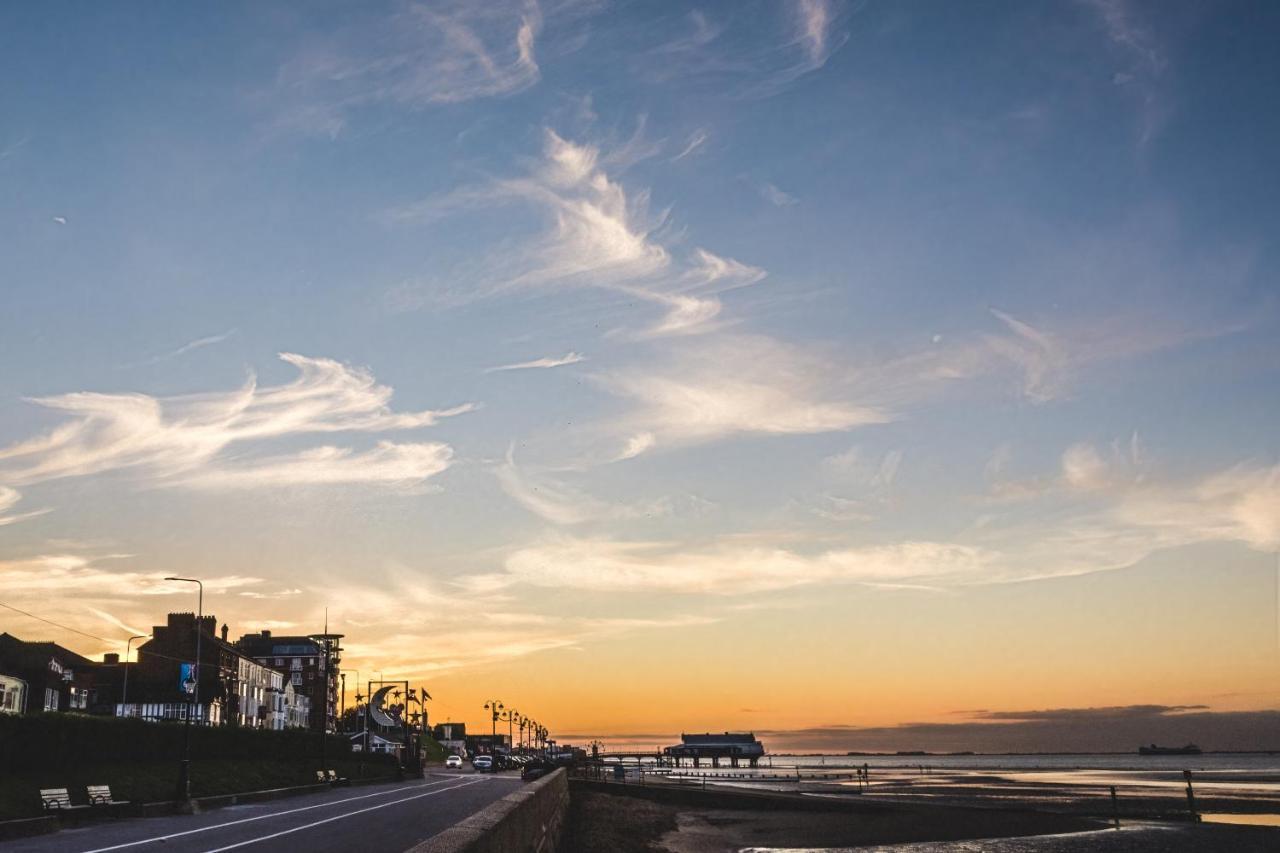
[0,713,387,770]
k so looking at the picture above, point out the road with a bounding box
[3,771,521,853]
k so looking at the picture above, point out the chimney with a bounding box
[262,630,271,639]
[103,653,120,664]
[221,623,229,643]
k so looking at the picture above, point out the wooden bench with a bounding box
[87,785,129,807]
[40,788,89,813]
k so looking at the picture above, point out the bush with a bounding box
[0,713,358,770]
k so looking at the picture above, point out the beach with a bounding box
[562,755,1280,851]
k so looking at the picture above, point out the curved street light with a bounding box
[120,634,148,713]
[482,699,503,746]
[164,575,202,801]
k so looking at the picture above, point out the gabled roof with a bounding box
[0,632,96,669]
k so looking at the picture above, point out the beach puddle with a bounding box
[1200,812,1280,827]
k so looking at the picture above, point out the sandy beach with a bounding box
[562,765,1280,852]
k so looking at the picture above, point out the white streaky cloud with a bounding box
[1114,463,1280,551]
[320,572,719,677]
[594,334,890,448]
[496,445,593,525]
[179,441,453,490]
[267,0,543,137]
[985,308,1068,403]
[485,351,585,372]
[0,486,50,527]
[238,588,303,599]
[242,620,297,631]
[650,2,849,98]
[617,432,656,461]
[0,353,472,488]
[671,128,709,161]
[496,445,679,524]
[87,607,149,638]
[0,554,264,600]
[1083,0,1168,146]
[796,0,834,65]
[760,182,799,207]
[52,216,67,225]
[498,535,992,594]
[1061,443,1109,490]
[390,129,765,338]
[128,329,238,367]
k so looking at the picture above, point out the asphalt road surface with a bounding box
[4,772,522,853]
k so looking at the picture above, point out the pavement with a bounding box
[1,771,521,853]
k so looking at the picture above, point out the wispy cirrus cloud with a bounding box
[759,181,799,207]
[592,334,890,458]
[388,129,765,338]
[477,535,989,595]
[646,0,850,98]
[671,128,709,162]
[0,353,473,491]
[264,0,543,138]
[0,487,50,527]
[123,329,238,368]
[1082,0,1169,147]
[485,351,585,372]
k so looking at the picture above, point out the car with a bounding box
[446,755,463,768]
[471,755,493,772]
[521,758,555,781]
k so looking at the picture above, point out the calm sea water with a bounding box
[603,752,1279,773]
[763,753,1280,773]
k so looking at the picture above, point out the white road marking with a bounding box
[78,778,468,853]
[198,778,487,852]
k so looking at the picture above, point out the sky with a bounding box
[1,0,1278,752]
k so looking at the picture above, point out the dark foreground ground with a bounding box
[1,771,519,853]
[562,789,1280,853]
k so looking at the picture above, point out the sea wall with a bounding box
[405,769,568,853]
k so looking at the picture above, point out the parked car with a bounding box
[446,755,463,768]
[471,755,493,772]
[521,758,555,781]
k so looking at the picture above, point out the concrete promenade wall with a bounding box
[406,769,568,853]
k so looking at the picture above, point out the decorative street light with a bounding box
[120,634,148,713]
[498,708,519,753]
[164,576,203,802]
[482,699,503,749]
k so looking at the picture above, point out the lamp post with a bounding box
[164,576,202,802]
[499,708,519,754]
[483,700,503,752]
[120,634,147,715]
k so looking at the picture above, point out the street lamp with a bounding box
[164,576,203,802]
[483,700,503,750]
[498,708,519,754]
[120,634,148,714]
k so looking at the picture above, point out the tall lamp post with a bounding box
[482,700,503,752]
[499,708,519,754]
[120,634,148,715]
[164,576,202,801]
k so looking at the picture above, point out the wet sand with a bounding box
[563,771,1280,852]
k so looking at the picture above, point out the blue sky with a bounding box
[1,1,1277,732]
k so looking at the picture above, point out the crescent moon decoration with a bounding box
[370,685,401,728]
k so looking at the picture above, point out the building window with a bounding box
[44,688,59,712]
[291,672,302,686]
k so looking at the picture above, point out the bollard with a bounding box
[1110,786,1119,828]
[1183,770,1199,822]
